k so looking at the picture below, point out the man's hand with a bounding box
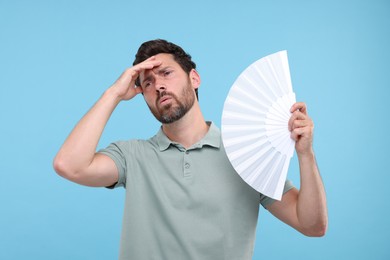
[269,102,328,237]
[288,102,314,156]
[109,56,162,101]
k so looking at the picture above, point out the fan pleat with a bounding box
[252,151,283,191]
[223,131,264,148]
[237,143,275,180]
[266,111,288,124]
[259,154,287,198]
[222,124,264,133]
[227,136,269,162]
[250,68,281,104]
[222,110,263,123]
[225,96,264,116]
[264,58,285,97]
[229,81,270,111]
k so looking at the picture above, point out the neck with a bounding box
[161,101,209,149]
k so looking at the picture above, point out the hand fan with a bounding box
[221,50,296,200]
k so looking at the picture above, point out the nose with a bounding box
[155,77,166,92]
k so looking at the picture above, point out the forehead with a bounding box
[154,53,177,64]
[139,53,180,81]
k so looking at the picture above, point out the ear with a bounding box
[189,69,201,89]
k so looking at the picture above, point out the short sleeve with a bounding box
[260,180,295,209]
[98,141,128,189]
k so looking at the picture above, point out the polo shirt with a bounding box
[99,122,294,260]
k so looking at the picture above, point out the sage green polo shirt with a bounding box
[99,122,293,260]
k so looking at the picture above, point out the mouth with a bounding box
[157,92,174,106]
[159,96,172,105]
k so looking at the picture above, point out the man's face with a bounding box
[139,53,198,124]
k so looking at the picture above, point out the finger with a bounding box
[291,123,314,140]
[118,68,139,85]
[131,59,163,86]
[288,111,307,131]
[291,118,308,130]
[119,59,162,87]
[290,102,308,115]
[133,57,162,72]
[290,127,301,141]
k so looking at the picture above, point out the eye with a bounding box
[143,81,152,88]
[163,70,172,77]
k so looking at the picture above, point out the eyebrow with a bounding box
[155,66,172,74]
[141,66,172,85]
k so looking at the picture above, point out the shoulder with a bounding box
[99,137,156,157]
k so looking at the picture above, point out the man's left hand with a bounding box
[288,102,314,156]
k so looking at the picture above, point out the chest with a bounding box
[127,146,260,211]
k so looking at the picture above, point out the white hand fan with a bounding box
[221,50,296,200]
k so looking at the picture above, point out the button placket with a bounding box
[183,150,192,177]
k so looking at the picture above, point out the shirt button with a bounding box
[185,151,189,154]
[185,163,190,169]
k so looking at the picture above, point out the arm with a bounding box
[267,102,328,237]
[53,57,161,187]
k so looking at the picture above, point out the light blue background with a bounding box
[1,0,389,259]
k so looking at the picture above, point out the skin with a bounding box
[140,57,197,124]
[53,53,327,237]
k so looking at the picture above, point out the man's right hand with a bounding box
[109,56,162,101]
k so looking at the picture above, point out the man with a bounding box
[53,39,328,259]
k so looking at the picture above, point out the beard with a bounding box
[148,83,195,124]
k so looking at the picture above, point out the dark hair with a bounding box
[133,39,198,99]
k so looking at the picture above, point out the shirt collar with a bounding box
[156,121,221,151]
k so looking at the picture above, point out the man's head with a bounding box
[133,39,198,99]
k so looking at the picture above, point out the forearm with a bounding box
[53,88,121,175]
[53,57,162,184]
[296,151,328,236]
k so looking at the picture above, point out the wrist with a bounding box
[297,148,315,162]
[104,86,123,104]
